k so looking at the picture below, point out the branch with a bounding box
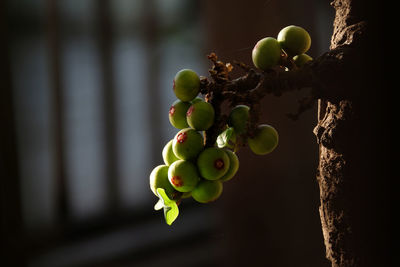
[202,46,356,146]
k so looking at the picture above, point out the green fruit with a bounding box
[219,149,239,182]
[192,180,223,203]
[197,147,230,180]
[173,69,200,102]
[248,124,279,155]
[150,165,181,200]
[181,191,192,199]
[228,105,250,135]
[252,37,282,70]
[162,139,180,166]
[186,101,215,131]
[191,96,204,104]
[168,160,200,192]
[277,25,311,56]
[172,128,204,160]
[293,53,313,67]
[169,100,191,129]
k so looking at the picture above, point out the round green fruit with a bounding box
[162,139,179,166]
[150,165,181,200]
[186,101,215,131]
[219,149,239,182]
[293,53,313,67]
[172,128,204,160]
[248,124,279,155]
[168,160,200,192]
[181,191,192,199]
[192,180,223,203]
[277,25,311,56]
[228,105,250,135]
[169,100,191,129]
[197,147,230,180]
[252,37,282,70]
[191,96,204,104]
[173,69,200,102]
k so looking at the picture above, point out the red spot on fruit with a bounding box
[169,106,175,116]
[173,79,176,91]
[214,158,224,170]
[171,176,183,187]
[177,132,187,143]
[187,105,194,116]
[255,41,260,49]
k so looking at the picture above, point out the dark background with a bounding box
[1,1,334,266]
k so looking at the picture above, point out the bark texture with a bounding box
[201,1,389,265]
[314,1,389,266]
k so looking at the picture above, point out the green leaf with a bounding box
[154,199,164,210]
[217,127,236,149]
[156,188,173,205]
[163,204,179,226]
[156,188,179,225]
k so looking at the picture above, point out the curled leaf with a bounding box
[217,127,236,149]
[156,188,179,225]
[154,199,164,211]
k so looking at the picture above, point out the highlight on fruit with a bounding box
[252,25,312,71]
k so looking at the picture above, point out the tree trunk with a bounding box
[314,0,390,266]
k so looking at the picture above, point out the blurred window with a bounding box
[7,1,219,266]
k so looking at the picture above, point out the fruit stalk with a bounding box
[202,53,231,147]
[203,43,362,137]
[201,52,315,143]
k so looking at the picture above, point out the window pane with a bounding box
[62,35,107,219]
[113,36,152,208]
[10,34,56,229]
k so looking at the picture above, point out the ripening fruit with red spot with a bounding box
[150,165,182,200]
[168,160,200,192]
[228,105,250,135]
[169,100,191,129]
[162,139,179,166]
[252,37,282,71]
[293,53,313,67]
[172,128,204,160]
[173,69,200,102]
[219,149,239,182]
[186,101,215,131]
[277,25,311,56]
[248,124,279,155]
[197,147,230,180]
[191,180,223,203]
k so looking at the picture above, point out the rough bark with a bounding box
[314,0,389,266]
[201,1,389,265]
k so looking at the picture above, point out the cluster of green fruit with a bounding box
[219,105,279,156]
[252,25,312,70]
[149,24,312,225]
[150,69,241,225]
[149,68,279,225]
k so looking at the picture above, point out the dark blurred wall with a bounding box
[201,0,333,266]
[1,0,336,266]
